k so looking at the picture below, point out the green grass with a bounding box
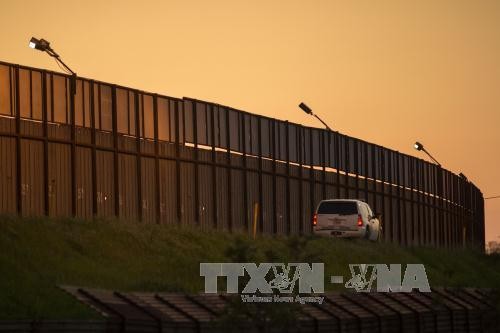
[0,215,499,320]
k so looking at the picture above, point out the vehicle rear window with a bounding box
[317,202,358,215]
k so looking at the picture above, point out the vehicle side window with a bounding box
[359,203,368,217]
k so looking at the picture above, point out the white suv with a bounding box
[313,199,382,241]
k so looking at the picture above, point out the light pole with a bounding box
[413,141,441,167]
[299,102,333,131]
[485,195,500,200]
[29,37,76,94]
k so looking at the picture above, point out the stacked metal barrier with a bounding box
[0,61,485,248]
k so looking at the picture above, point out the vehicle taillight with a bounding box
[313,213,318,226]
[357,214,363,227]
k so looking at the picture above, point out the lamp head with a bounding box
[299,102,313,115]
[29,37,51,52]
[414,141,424,151]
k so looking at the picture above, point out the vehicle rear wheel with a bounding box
[364,226,370,240]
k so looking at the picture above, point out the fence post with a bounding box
[42,71,49,216]
[242,113,249,232]
[285,121,291,235]
[272,120,277,234]
[70,74,76,217]
[135,92,143,221]
[14,66,22,216]
[153,95,161,224]
[112,87,119,218]
[257,117,264,234]
[175,99,181,224]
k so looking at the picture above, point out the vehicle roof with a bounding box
[318,199,366,204]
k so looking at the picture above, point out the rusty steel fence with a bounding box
[0,61,485,248]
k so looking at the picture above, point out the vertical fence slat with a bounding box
[70,76,76,216]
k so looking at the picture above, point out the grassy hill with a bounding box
[0,215,499,320]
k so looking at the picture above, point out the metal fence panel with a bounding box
[262,173,274,234]
[228,109,240,152]
[118,153,138,221]
[158,159,177,225]
[245,170,260,233]
[0,64,12,116]
[0,137,16,213]
[301,180,312,235]
[276,175,287,234]
[198,164,213,230]
[95,150,114,217]
[20,139,44,216]
[289,178,300,234]
[48,142,72,217]
[141,157,156,223]
[216,106,227,149]
[75,147,93,218]
[216,166,229,231]
[288,123,298,163]
[180,162,195,225]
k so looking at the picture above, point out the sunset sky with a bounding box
[1,0,499,243]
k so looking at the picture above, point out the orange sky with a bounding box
[1,0,499,243]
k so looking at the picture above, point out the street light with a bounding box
[413,141,441,167]
[29,37,51,51]
[28,37,76,94]
[485,195,500,200]
[299,102,333,131]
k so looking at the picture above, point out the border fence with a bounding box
[0,61,484,248]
